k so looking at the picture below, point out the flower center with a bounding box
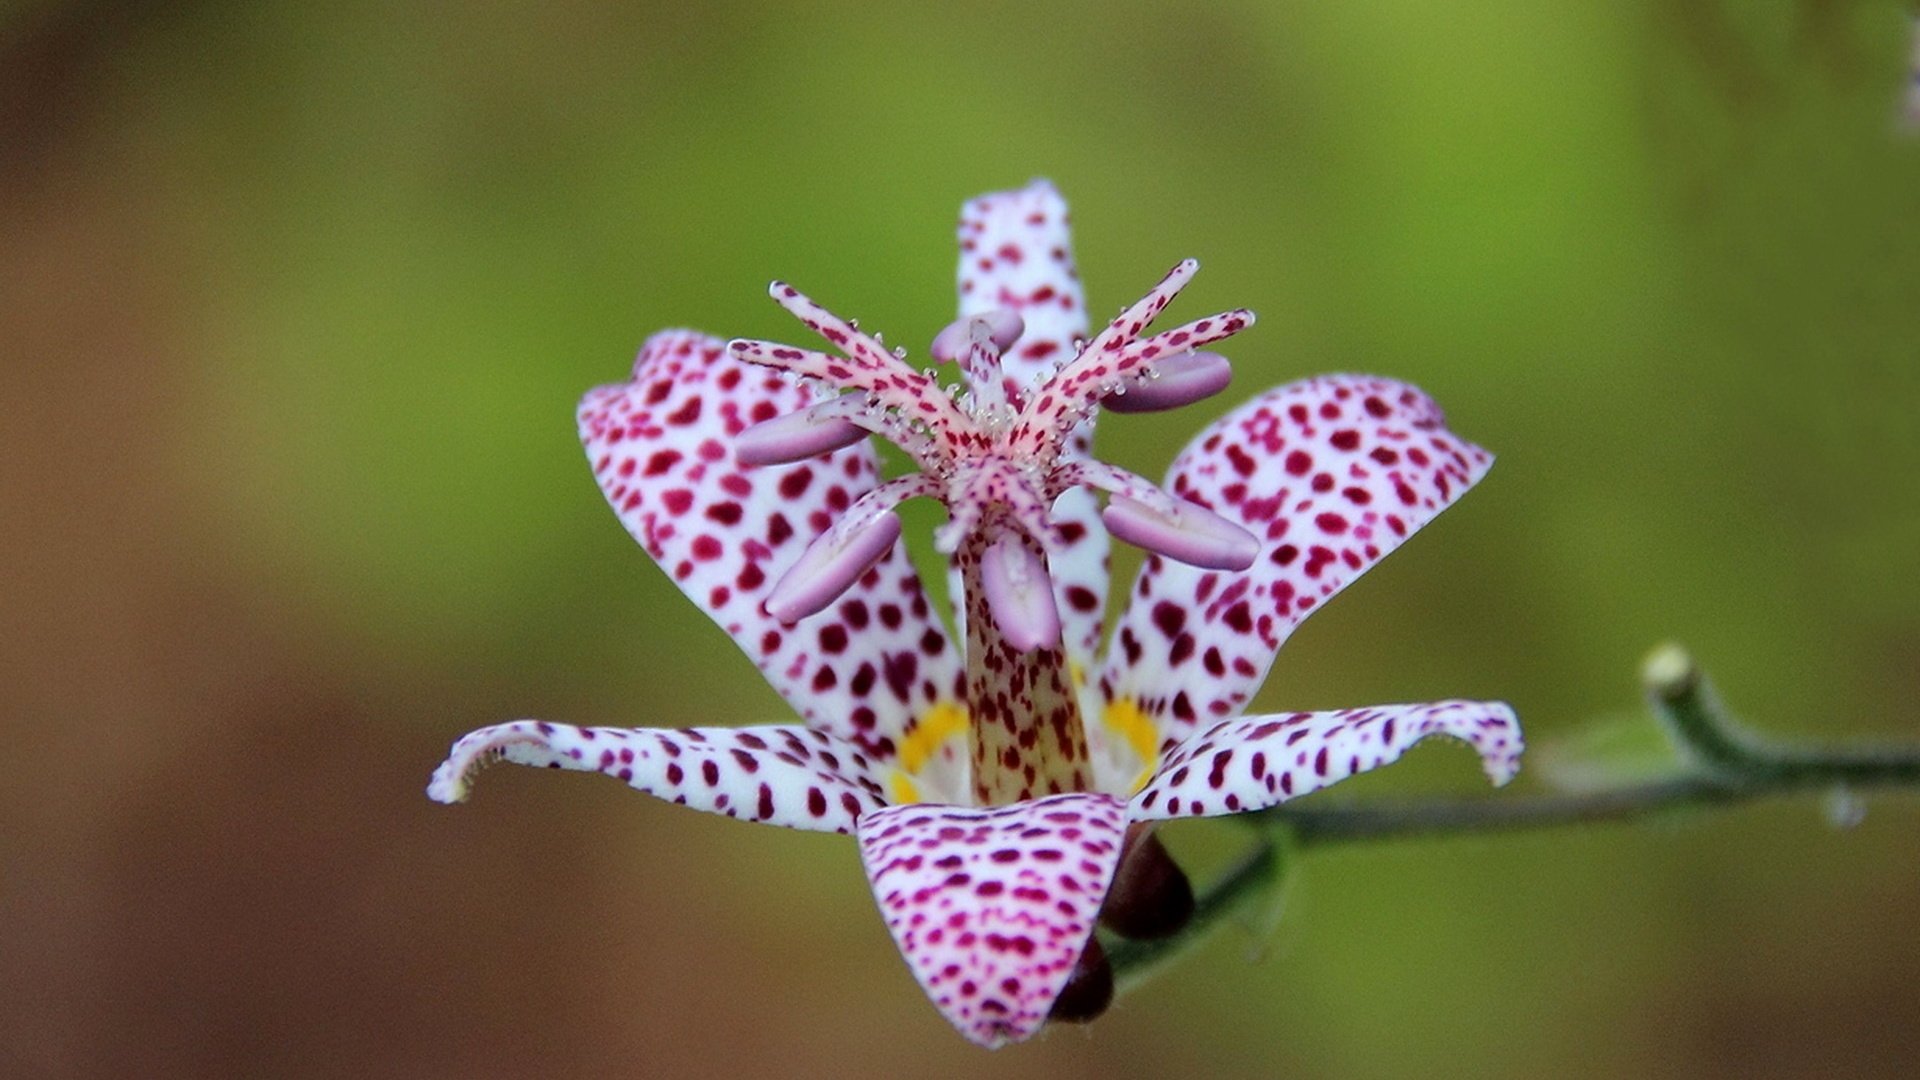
[729,262,1257,803]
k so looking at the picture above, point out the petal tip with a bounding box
[424,770,469,804]
[426,723,533,804]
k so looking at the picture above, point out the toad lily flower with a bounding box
[428,181,1521,1048]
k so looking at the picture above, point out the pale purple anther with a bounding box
[979,532,1062,652]
[929,310,1025,363]
[1101,494,1260,571]
[764,511,904,623]
[1100,351,1233,414]
[735,401,871,467]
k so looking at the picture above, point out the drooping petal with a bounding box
[429,721,891,835]
[1098,376,1494,775]
[579,331,968,800]
[857,793,1128,1048]
[1129,701,1522,821]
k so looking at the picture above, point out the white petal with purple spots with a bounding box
[1102,376,1494,759]
[429,721,890,834]
[1130,701,1522,821]
[857,793,1127,1047]
[580,330,966,786]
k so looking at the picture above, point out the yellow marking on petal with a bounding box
[1068,660,1087,688]
[898,701,969,775]
[1103,696,1161,795]
[889,772,922,805]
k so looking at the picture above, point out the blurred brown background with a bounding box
[4,1,1918,1077]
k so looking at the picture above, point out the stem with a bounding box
[1265,642,1920,847]
[1103,643,1920,991]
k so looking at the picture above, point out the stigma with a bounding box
[727,262,1258,650]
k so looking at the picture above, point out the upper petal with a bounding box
[1129,700,1522,821]
[1098,375,1494,766]
[429,721,890,834]
[580,331,967,796]
[957,180,1088,392]
[857,793,1127,1048]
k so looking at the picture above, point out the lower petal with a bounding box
[856,793,1128,1048]
[429,721,889,835]
[1130,701,1521,821]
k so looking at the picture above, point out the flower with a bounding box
[428,181,1521,1048]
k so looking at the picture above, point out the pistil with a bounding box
[729,262,1258,805]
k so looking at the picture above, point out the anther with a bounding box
[735,402,870,467]
[979,533,1062,651]
[763,512,903,623]
[1099,351,1233,414]
[1102,494,1260,571]
[929,310,1025,362]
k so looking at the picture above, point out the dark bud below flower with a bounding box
[1047,935,1114,1025]
[1097,828,1195,940]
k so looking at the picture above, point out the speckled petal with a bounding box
[956,180,1087,392]
[579,330,967,796]
[1130,701,1522,821]
[857,793,1128,1048]
[1100,376,1493,769]
[428,721,891,834]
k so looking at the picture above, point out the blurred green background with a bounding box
[5,0,1918,1076]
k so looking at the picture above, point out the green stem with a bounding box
[1264,643,1920,847]
[1103,644,1920,990]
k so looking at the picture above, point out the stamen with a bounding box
[929,310,1024,362]
[1099,351,1233,414]
[1007,259,1255,462]
[1112,311,1253,371]
[735,400,871,466]
[1053,459,1184,517]
[764,511,904,623]
[1101,494,1260,571]
[979,532,1062,652]
[1083,260,1200,358]
[730,282,974,463]
[936,458,1062,555]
